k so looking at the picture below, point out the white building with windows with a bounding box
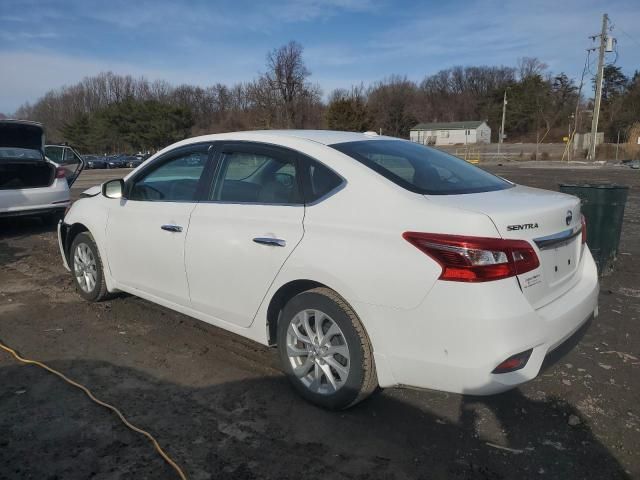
[410,121,491,146]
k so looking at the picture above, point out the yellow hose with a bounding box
[0,340,187,480]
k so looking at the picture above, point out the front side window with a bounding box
[212,150,301,204]
[129,151,207,201]
[331,140,512,195]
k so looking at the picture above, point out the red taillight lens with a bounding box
[581,214,587,244]
[55,167,66,179]
[492,349,533,374]
[402,232,540,282]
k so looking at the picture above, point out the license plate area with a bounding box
[544,237,580,284]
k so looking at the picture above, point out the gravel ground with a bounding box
[0,165,638,480]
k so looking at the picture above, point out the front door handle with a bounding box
[161,224,183,233]
[253,237,286,247]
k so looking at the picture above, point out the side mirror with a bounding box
[102,179,125,199]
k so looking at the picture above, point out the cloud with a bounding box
[1,0,638,112]
[1,0,377,31]
[343,0,639,79]
[262,0,377,22]
[0,51,231,113]
[0,32,59,41]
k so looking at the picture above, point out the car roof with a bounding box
[177,130,395,148]
[250,130,389,145]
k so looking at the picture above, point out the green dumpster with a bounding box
[559,183,629,275]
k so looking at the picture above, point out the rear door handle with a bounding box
[161,224,183,233]
[253,237,286,247]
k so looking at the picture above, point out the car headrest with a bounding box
[258,179,290,203]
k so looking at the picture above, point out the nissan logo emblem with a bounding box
[566,210,573,226]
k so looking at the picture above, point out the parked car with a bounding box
[84,155,107,169]
[106,155,127,169]
[0,120,83,223]
[58,130,598,409]
[124,156,143,168]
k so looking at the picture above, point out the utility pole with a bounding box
[588,13,608,161]
[568,114,573,162]
[498,89,507,156]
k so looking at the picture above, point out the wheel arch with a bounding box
[266,279,326,346]
[63,222,90,263]
[265,278,374,349]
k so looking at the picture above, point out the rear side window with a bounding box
[44,146,64,163]
[212,151,302,204]
[63,148,81,164]
[331,140,512,195]
[306,161,342,202]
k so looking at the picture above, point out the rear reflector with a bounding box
[492,349,533,374]
[55,167,66,179]
[402,232,540,282]
[581,214,587,244]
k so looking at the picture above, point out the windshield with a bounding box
[331,140,512,195]
[0,147,43,161]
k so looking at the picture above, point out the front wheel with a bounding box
[70,232,110,302]
[277,287,378,409]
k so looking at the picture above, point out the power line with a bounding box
[614,25,640,48]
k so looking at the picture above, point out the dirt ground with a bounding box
[0,164,638,480]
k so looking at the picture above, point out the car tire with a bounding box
[69,232,110,302]
[277,287,378,410]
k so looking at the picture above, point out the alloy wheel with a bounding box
[286,309,350,395]
[73,243,97,293]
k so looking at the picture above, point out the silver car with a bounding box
[0,120,84,224]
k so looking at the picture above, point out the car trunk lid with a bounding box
[0,121,55,189]
[0,120,45,157]
[427,185,583,309]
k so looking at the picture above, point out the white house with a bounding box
[410,121,491,146]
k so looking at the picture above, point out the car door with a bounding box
[62,146,85,186]
[44,145,64,164]
[44,145,85,187]
[185,142,305,327]
[105,144,211,306]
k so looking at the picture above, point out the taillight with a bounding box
[402,232,540,282]
[581,214,587,244]
[55,167,66,179]
[492,349,533,374]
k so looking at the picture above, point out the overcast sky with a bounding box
[1,0,639,113]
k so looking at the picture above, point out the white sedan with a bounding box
[58,130,599,409]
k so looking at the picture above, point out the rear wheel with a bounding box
[277,287,378,409]
[70,232,110,302]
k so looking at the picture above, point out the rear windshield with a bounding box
[0,147,43,161]
[331,140,512,195]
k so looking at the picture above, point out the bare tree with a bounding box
[264,41,312,128]
[367,76,418,138]
[517,57,548,80]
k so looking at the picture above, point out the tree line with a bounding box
[10,41,640,153]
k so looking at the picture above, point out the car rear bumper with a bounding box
[0,181,70,217]
[0,204,67,218]
[363,247,599,394]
